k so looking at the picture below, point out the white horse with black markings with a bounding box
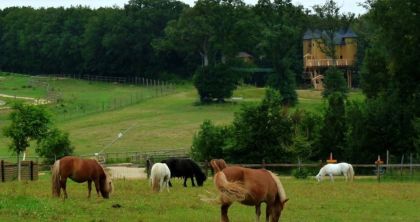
[150,163,171,192]
[316,162,354,182]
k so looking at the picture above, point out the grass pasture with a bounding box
[0,72,364,157]
[0,174,418,222]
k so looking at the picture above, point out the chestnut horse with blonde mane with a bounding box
[212,160,288,222]
[51,156,113,199]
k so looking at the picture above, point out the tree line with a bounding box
[191,0,420,164]
[1,0,419,164]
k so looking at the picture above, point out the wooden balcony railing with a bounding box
[304,59,354,68]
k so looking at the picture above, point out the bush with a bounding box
[193,64,239,103]
[292,168,310,179]
[190,120,229,161]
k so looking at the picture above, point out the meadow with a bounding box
[0,72,364,157]
[0,174,419,222]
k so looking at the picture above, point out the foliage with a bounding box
[255,0,304,106]
[318,92,346,160]
[36,128,74,164]
[227,89,293,163]
[322,67,348,98]
[3,103,51,155]
[193,64,239,103]
[360,46,390,98]
[290,135,313,161]
[190,120,229,161]
[292,168,310,179]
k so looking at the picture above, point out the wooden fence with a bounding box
[80,148,188,165]
[0,160,38,182]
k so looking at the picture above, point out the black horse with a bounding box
[161,158,206,187]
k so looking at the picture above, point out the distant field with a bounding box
[0,72,364,157]
[0,175,417,221]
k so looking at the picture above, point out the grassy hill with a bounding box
[0,72,364,157]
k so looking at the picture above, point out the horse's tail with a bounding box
[51,159,61,197]
[213,171,247,203]
[150,165,160,192]
[268,171,288,207]
[348,164,355,182]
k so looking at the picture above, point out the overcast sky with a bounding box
[0,0,367,15]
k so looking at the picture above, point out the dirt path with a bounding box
[0,93,50,109]
[106,166,147,180]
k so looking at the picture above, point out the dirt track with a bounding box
[106,166,147,180]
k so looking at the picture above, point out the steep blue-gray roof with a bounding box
[303,28,357,45]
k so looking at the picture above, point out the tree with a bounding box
[3,103,51,181]
[360,46,389,98]
[190,120,229,161]
[228,88,293,163]
[255,0,304,106]
[193,64,239,103]
[322,67,348,98]
[36,128,74,164]
[318,92,346,160]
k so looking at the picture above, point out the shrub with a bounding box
[292,168,310,179]
[193,64,239,103]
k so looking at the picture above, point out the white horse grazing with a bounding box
[150,163,171,192]
[316,162,354,182]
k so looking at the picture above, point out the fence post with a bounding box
[1,160,4,182]
[400,155,404,177]
[386,150,389,174]
[375,155,384,182]
[262,159,266,169]
[30,161,34,181]
[410,153,413,178]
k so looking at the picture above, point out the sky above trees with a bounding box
[0,0,367,14]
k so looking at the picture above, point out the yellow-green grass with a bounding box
[0,72,365,156]
[0,174,418,221]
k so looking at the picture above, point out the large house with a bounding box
[303,28,357,89]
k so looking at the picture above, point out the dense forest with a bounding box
[1,0,419,163]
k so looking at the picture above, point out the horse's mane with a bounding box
[97,162,113,193]
[268,171,287,203]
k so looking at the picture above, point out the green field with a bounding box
[0,72,364,157]
[0,175,418,221]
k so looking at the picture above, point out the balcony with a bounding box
[304,59,354,68]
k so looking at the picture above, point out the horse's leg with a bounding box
[183,177,187,187]
[159,177,164,192]
[60,178,68,199]
[329,173,334,182]
[87,180,92,198]
[221,203,231,222]
[265,204,271,222]
[94,179,100,197]
[191,176,196,187]
[255,204,261,222]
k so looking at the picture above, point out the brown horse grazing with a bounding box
[214,166,288,222]
[210,159,228,173]
[51,156,113,199]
